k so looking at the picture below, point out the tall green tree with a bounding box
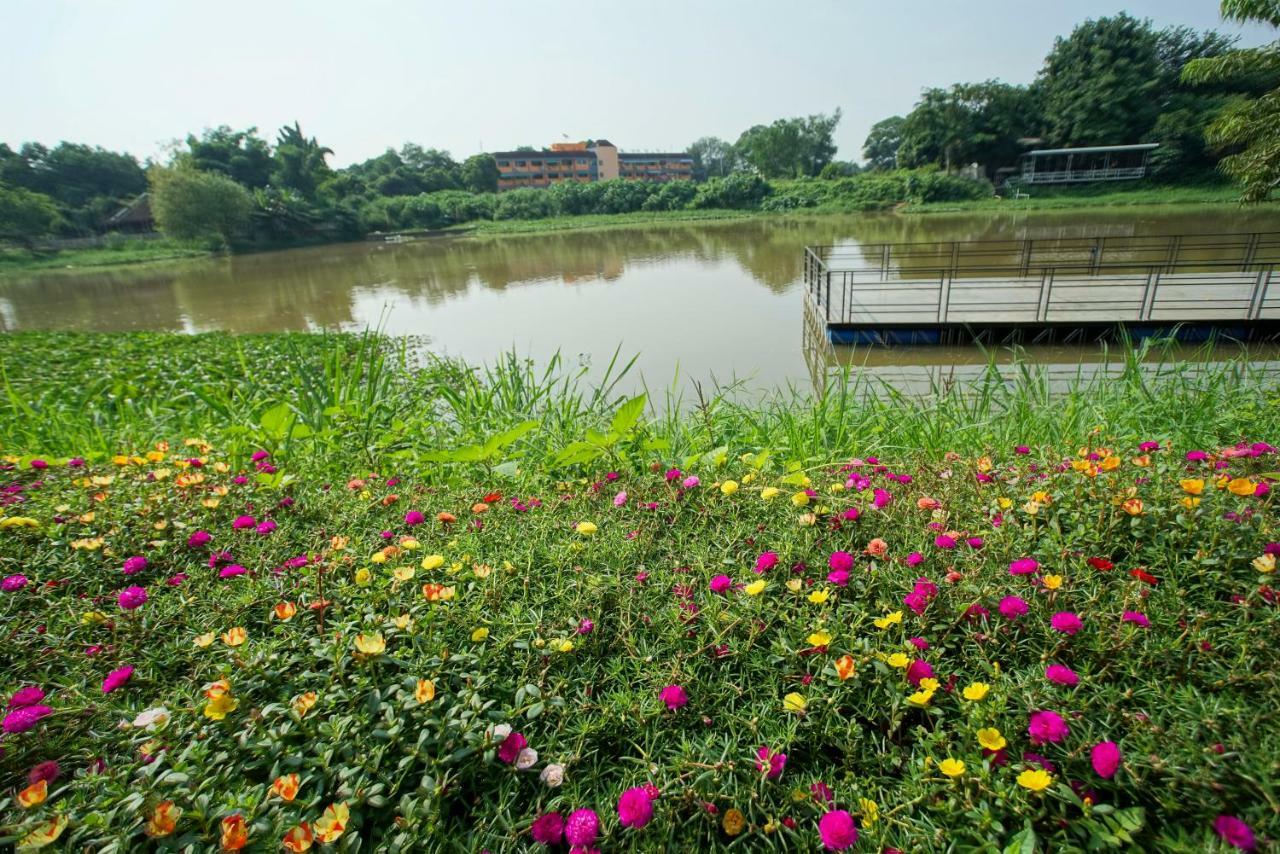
[0,185,62,247]
[150,164,252,246]
[461,154,499,193]
[862,116,906,171]
[1036,13,1162,145]
[186,127,273,189]
[1184,0,1280,200]
[271,122,332,199]
[898,83,1037,176]
[734,111,841,178]
[688,137,736,180]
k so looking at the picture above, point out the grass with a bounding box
[461,208,764,236]
[905,181,1248,213]
[0,240,213,278]
[0,333,1276,851]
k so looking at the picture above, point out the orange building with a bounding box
[494,139,692,191]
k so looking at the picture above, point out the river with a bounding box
[2,206,1278,394]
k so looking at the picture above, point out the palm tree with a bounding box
[1182,0,1280,201]
[271,122,333,199]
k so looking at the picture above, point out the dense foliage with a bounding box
[0,334,1277,852]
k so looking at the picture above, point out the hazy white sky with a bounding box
[1,0,1273,167]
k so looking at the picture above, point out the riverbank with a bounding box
[0,241,213,277]
[904,181,1247,213]
[0,332,1276,851]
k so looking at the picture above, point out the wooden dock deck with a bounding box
[804,232,1280,345]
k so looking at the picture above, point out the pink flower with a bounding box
[117,585,148,610]
[1009,557,1039,575]
[659,684,688,710]
[219,564,247,578]
[872,488,892,509]
[9,686,46,709]
[828,551,853,572]
[818,810,858,850]
[251,450,270,462]
[1028,710,1070,745]
[405,510,426,526]
[187,530,211,548]
[1091,741,1121,778]
[530,812,564,845]
[3,704,53,733]
[28,760,60,785]
[906,659,935,687]
[565,808,600,847]
[710,574,732,594]
[754,552,779,574]
[682,476,700,489]
[617,787,654,828]
[577,618,594,635]
[1045,664,1079,686]
[232,515,256,530]
[827,568,849,587]
[2,574,29,592]
[1214,815,1255,850]
[497,731,527,764]
[1121,611,1150,628]
[934,535,956,549]
[255,519,277,535]
[756,746,787,780]
[122,556,148,575]
[1051,612,1083,635]
[613,491,627,507]
[1015,445,1030,454]
[998,595,1028,620]
[905,551,924,567]
[30,458,48,469]
[102,665,134,693]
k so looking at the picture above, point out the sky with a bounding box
[1,0,1274,168]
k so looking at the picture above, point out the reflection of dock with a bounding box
[804,232,1280,346]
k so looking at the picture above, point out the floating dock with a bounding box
[803,232,1280,345]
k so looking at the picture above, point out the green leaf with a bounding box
[482,420,539,455]
[552,441,604,467]
[259,402,292,440]
[608,393,647,437]
[1003,822,1036,854]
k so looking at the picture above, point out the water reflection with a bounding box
[2,207,1278,391]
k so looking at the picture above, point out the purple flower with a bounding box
[2,574,29,592]
[577,618,594,635]
[102,665,134,693]
[1214,815,1255,850]
[251,450,270,462]
[30,459,48,470]
[117,585,148,610]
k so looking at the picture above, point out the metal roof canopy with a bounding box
[1025,144,1159,157]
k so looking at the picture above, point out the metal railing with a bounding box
[804,232,1280,326]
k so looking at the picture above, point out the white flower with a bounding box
[490,723,512,742]
[540,763,565,787]
[131,706,171,731]
[515,747,538,770]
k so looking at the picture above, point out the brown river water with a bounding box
[3,207,1279,394]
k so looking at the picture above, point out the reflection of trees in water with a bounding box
[0,267,192,332]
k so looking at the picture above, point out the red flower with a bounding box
[1129,568,1159,586]
[1087,557,1114,571]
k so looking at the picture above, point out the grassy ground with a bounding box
[905,182,1247,213]
[0,332,1277,851]
[0,241,213,277]
[462,208,763,236]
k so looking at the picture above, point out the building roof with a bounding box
[492,150,597,159]
[590,139,615,148]
[1025,144,1159,157]
[105,193,152,227]
[618,152,693,160]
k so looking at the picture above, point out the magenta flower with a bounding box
[617,786,654,828]
[934,534,956,549]
[682,476,700,489]
[967,537,984,549]
[28,760,60,785]
[828,551,853,572]
[998,595,1029,620]
[872,488,892,508]
[818,809,858,850]
[1009,557,1039,575]
[2,574,29,592]
[1214,815,1255,850]
[841,507,860,521]
[219,564,247,578]
[496,731,527,764]
[232,515,256,530]
[1122,611,1151,628]
[122,556,148,575]
[828,567,849,587]
[102,665,134,693]
[3,704,53,733]
[1015,445,1030,454]
[1051,612,1083,635]
[659,684,688,710]
[30,458,48,469]
[755,745,787,780]
[1028,710,1070,745]
[754,552,779,574]
[530,812,564,845]
[9,686,46,709]
[905,551,924,566]
[709,574,732,594]
[117,585,148,610]
[577,618,594,635]
[187,530,211,548]
[255,519,277,535]
[405,510,425,526]
[1045,664,1079,686]
[564,808,600,847]
[906,658,935,687]
[1091,741,1121,778]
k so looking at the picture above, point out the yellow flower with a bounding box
[1253,554,1276,574]
[292,691,318,717]
[886,652,910,668]
[907,688,935,706]
[415,679,436,703]
[997,497,1013,510]
[722,808,746,836]
[918,677,939,692]
[1017,768,1053,792]
[393,613,412,630]
[221,627,247,647]
[745,579,766,596]
[874,611,903,629]
[835,654,856,680]
[807,587,831,604]
[282,822,314,852]
[1099,455,1121,472]
[271,773,302,802]
[720,480,739,496]
[471,627,490,642]
[80,611,108,625]
[203,693,239,721]
[977,727,1007,751]
[785,578,803,593]
[273,602,297,621]
[1122,497,1144,516]
[1181,495,1202,510]
[0,516,40,529]
[354,633,386,655]
[807,630,833,647]
[938,758,966,778]
[313,803,350,843]
[392,566,415,581]
[18,779,48,808]
[1227,477,1258,496]
[576,521,598,536]
[1041,574,1063,590]
[859,798,879,828]
[557,639,575,653]
[1180,478,1204,495]
[790,491,810,507]
[783,692,807,713]
[420,554,445,570]
[962,682,990,701]
[17,814,69,850]
[354,567,372,586]
[760,487,780,501]
[193,631,216,648]
[370,550,389,564]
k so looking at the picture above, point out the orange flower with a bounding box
[1180,478,1205,495]
[381,493,399,506]
[220,814,249,851]
[1099,455,1121,472]
[422,582,455,602]
[1122,498,1144,516]
[313,803,350,843]
[18,779,47,808]
[1227,478,1258,496]
[415,679,436,703]
[146,800,181,837]
[472,502,490,514]
[283,822,314,852]
[272,773,301,802]
[437,511,457,524]
[834,654,856,680]
[221,626,247,646]
[292,691,318,717]
[274,602,298,621]
[865,538,888,557]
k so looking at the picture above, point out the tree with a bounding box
[863,117,906,170]
[1183,0,1280,200]
[899,83,1037,176]
[271,122,333,199]
[0,185,61,247]
[688,137,736,180]
[0,142,145,209]
[149,165,252,246]
[462,154,499,193]
[734,111,841,178]
[1036,13,1163,146]
[186,126,273,189]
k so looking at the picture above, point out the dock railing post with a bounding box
[1247,266,1271,320]
[1036,267,1054,322]
[1139,265,1160,320]
[938,271,950,323]
[1243,232,1261,271]
[825,271,831,322]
